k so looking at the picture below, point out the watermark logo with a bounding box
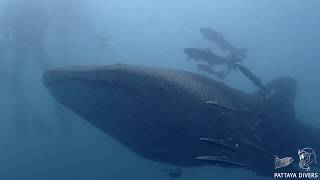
[298,147,318,172]
[274,147,318,179]
[274,156,294,169]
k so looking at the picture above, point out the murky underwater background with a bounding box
[0,0,319,179]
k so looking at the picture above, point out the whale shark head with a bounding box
[43,64,243,167]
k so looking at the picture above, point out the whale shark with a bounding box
[43,64,320,177]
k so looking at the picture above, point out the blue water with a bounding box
[0,0,319,179]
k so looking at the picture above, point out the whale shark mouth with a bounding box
[42,64,168,137]
[43,64,217,167]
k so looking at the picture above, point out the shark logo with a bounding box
[298,147,318,171]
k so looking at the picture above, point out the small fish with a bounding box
[200,138,237,152]
[160,168,183,178]
[206,101,249,113]
[196,156,248,167]
[100,36,108,42]
[100,43,108,47]
[99,36,109,47]
[253,113,264,130]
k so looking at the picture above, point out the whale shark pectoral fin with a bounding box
[196,156,248,167]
